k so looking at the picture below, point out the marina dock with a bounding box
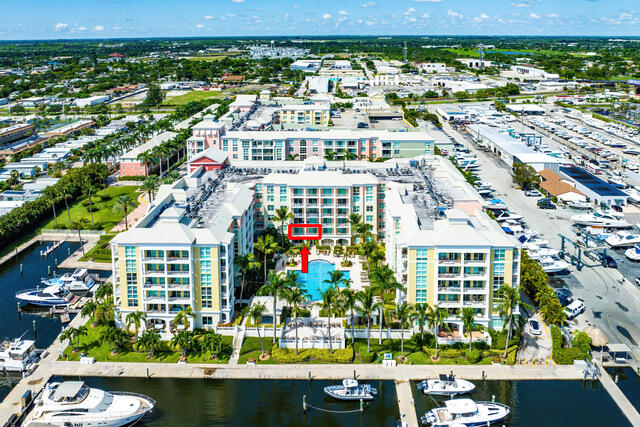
[396,380,419,427]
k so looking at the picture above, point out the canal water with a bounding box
[412,378,631,426]
[0,240,110,401]
[608,367,640,414]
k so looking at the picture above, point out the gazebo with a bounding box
[583,326,609,363]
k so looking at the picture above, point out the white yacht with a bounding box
[566,200,592,210]
[421,398,510,426]
[455,155,480,170]
[625,245,640,261]
[324,379,377,401]
[538,256,571,274]
[485,199,507,210]
[42,268,96,292]
[417,374,475,396]
[528,246,560,259]
[495,211,523,222]
[15,284,77,307]
[25,381,155,427]
[0,337,39,373]
[606,231,640,248]
[571,211,630,228]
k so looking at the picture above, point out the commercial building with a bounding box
[43,120,94,137]
[558,166,628,207]
[437,105,470,122]
[290,60,322,72]
[502,65,559,81]
[74,95,110,108]
[119,131,177,177]
[110,167,255,334]
[0,123,34,146]
[307,76,330,94]
[538,169,587,203]
[275,103,330,127]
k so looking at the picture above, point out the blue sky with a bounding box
[1,0,639,40]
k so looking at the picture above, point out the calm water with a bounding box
[608,367,640,414]
[59,377,399,427]
[0,241,109,400]
[412,378,630,426]
[296,260,350,301]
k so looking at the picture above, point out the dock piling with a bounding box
[303,395,307,414]
[360,398,363,413]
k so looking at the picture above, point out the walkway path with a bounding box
[57,235,111,271]
[0,235,41,268]
[228,325,246,365]
[110,192,148,232]
[395,380,419,427]
[595,361,640,427]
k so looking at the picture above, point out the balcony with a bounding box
[168,296,191,302]
[438,286,461,293]
[438,259,461,266]
[463,300,486,307]
[438,273,461,278]
[166,257,189,262]
[437,300,461,308]
[464,272,487,278]
[144,270,165,276]
[166,270,190,276]
[143,256,164,262]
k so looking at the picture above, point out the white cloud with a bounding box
[529,12,540,19]
[113,26,122,31]
[93,25,104,31]
[54,22,68,31]
[447,9,463,19]
[293,4,300,8]
[338,10,349,15]
[204,15,213,19]
[510,1,531,7]
[322,13,332,19]
[231,0,244,3]
[414,0,442,2]
[473,13,490,23]
[77,26,87,31]
[404,7,416,15]
[196,24,204,28]
[547,13,559,18]
[408,17,417,22]
[422,13,430,18]
[362,1,377,7]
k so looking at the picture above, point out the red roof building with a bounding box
[109,53,124,58]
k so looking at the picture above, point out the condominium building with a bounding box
[187,117,226,159]
[119,131,177,177]
[110,167,254,333]
[276,103,330,127]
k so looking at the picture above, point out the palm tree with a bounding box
[426,305,449,360]
[95,282,113,301]
[249,302,267,358]
[273,206,293,244]
[201,329,224,359]
[42,186,59,227]
[80,300,98,325]
[136,150,154,176]
[59,328,74,351]
[94,296,116,324]
[325,150,337,161]
[324,270,349,290]
[126,311,147,337]
[348,213,362,246]
[236,253,260,300]
[136,329,160,358]
[460,307,477,352]
[356,287,381,353]
[370,266,403,344]
[495,285,532,359]
[282,285,308,355]
[320,287,337,354]
[254,234,279,283]
[411,303,429,347]
[141,175,161,201]
[113,194,136,230]
[257,271,288,344]
[59,183,73,225]
[81,176,98,228]
[171,330,195,358]
[341,288,358,347]
[71,325,88,351]
[173,306,195,330]
[100,326,125,354]
[396,302,413,358]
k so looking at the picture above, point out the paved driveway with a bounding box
[517,313,553,364]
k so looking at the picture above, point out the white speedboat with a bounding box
[625,245,640,261]
[567,200,592,210]
[485,199,507,210]
[15,284,78,307]
[26,381,155,427]
[538,256,571,274]
[417,374,475,396]
[420,398,510,426]
[0,337,39,373]
[455,156,480,170]
[42,268,96,292]
[606,231,640,248]
[324,379,377,401]
[528,247,560,259]
[495,211,523,222]
[571,211,630,228]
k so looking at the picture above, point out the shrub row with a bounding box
[271,347,353,363]
[551,326,591,365]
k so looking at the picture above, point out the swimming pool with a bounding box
[296,260,350,301]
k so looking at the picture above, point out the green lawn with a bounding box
[182,53,241,62]
[162,90,225,107]
[237,337,276,364]
[60,325,233,364]
[43,186,140,231]
[80,234,115,262]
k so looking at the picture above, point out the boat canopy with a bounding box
[52,381,85,401]
[445,399,477,414]
[342,379,358,388]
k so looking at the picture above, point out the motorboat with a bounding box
[25,381,155,427]
[537,256,571,274]
[324,379,377,401]
[417,374,475,396]
[528,247,560,259]
[494,211,523,222]
[485,199,507,210]
[420,398,510,426]
[566,200,592,210]
[519,235,550,249]
[608,176,628,189]
[606,231,640,248]
[455,157,480,170]
[624,187,640,205]
[42,268,96,292]
[15,284,78,307]
[0,337,39,373]
[625,245,640,261]
[476,187,493,197]
[570,211,630,228]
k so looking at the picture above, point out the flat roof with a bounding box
[559,166,628,197]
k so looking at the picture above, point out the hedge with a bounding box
[465,349,481,363]
[271,346,354,363]
[360,351,377,363]
[551,326,591,365]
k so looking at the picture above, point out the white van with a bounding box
[564,300,585,320]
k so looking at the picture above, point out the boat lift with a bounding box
[558,233,609,271]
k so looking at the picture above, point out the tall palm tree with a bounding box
[101,326,128,354]
[59,328,74,351]
[495,285,532,359]
[173,306,195,330]
[426,304,449,359]
[460,307,477,352]
[201,329,224,359]
[136,150,154,176]
[141,175,161,201]
[273,206,293,245]
[249,302,267,358]
[341,288,358,347]
[348,213,362,246]
[126,311,147,337]
[113,194,136,230]
[59,183,73,226]
[72,325,88,351]
[324,270,349,290]
[411,303,429,347]
[236,253,261,300]
[257,271,288,344]
[80,300,98,325]
[171,330,194,358]
[137,329,160,358]
[81,176,98,228]
[282,284,309,355]
[355,287,381,353]
[370,266,403,344]
[320,286,337,354]
[254,234,279,283]
[42,186,59,227]
[396,302,413,358]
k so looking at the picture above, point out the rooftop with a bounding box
[559,166,628,197]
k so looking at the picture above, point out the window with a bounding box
[202,316,213,326]
[125,246,136,258]
[202,287,212,309]
[201,260,211,274]
[200,247,211,259]
[416,249,428,260]
[280,185,287,193]
[493,263,505,275]
[267,195,274,202]
[127,285,138,307]
[366,215,374,222]
[126,259,136,273]
[494,249,506,261]
[337,189,347,195]
[126,272,137,285]
[267,185,274,194]
[322,188,332,195]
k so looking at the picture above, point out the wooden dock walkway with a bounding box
[396,380,419,427]
[596,361,640,427]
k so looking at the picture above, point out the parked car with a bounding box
[357,122,369,129]
[529,319,542,336]
[557,295,572,307]
[538,201,557,210]
[554,288,572,299]
[564,300,585,320]
[636,277,640,287]
[525,189,541,197]
[597,252,618,268]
